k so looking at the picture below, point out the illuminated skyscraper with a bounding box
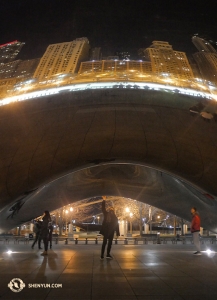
[33,38,90,80]
[192,36,216,53]
[142,41,194,81]
[192,36,217,84]
[0,58,40,80]
[0,60,21,79]
[0,40,24,65]
[79,60,152,75]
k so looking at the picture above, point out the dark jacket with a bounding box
[40,215,51,238]
[99,201,120,236]
[48,224,53,241]
[191,212,201,233]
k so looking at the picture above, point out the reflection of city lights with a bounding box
[125,207,130,213]
[70,207,73,211]
[0,79,215,107]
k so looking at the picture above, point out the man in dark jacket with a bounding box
[31,220,42,249]
[99,200,120,260]
[191,207,201,255]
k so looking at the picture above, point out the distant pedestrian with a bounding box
[40,211,51,255]
[48,223,53,249]
[191,207,201,255]
[31,220,42,249]
[100,200,120,260]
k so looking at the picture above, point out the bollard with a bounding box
[115,238,118,245]
[55,238,58,244]
[95,238,98,244]
[65,238,68,245]
[124,238,128,245]
[85,238,88,244]
[75,238,78,244]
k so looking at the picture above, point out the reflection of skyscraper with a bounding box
[0,41,24,65]
[192,36,217,84]
[0,58,40,80]
[33,38,90,80]
[142,41,194,81]
[192,36,216,53]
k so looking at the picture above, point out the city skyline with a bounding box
[1,35,217,104]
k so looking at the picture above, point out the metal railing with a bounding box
[0,235,216,245]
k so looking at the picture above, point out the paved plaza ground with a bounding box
[0,241,217,300]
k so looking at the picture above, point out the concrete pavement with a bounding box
[0,242,217,300]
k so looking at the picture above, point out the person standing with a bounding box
[48,223,53,249]
[31,220,42,249]
[40,211,51,255]
[191,207,201,255]
[100,200,120,260]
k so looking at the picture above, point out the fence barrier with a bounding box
[0,236,216,245]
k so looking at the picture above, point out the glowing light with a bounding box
[0,81,215,107]
[7,250,12,254]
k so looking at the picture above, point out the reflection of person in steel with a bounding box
[7,199,25,219]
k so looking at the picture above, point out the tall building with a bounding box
[0,60,21,79]
[192,36,216,53]
[192,36,217,84]
[142,41,194,81]
[0,58,40,80]
[14,58,40,79]
[79,60,152,75]
[0,40,24,65]
[33,38,90,80]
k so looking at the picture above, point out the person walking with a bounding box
[31,220,42,249]
[40,211,51,256]
[100,200,120,260]
[191,207,201,255]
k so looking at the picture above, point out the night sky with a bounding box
[1,0,217,60]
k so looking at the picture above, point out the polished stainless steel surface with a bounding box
[0,88,217,232]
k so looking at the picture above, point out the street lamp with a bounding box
[126,207,130,213]
[97,216,100,224]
